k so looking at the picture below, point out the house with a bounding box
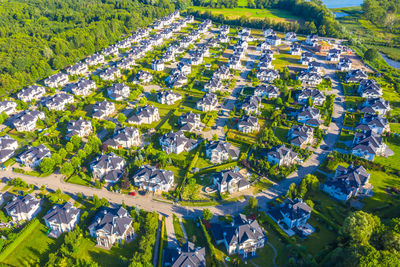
[220,25,230,34]
[107,83,130,101]
[288,125,314,148]
[258,55,274,70]
[0,101,16,115]
[0,135,18,162]
[163,242,206,267]
[100,67,121,81]
[300,52,314,65]
[66,62,88,76]
[228,56,242,70]
[204,77,223,92]
[267,145,298,166]
[157,90,182,105]
[152,59,165,71]
[361,98,391,116]
[254,84,279,99]
[264,28,275,37]
[86,53,105,66]
[337,57,352,71]
[323,165,372,201]
[357,114,390,135]
[179,111,201,132]
[13,110,45,132]
[17,144,51,168]
[44,73,69,88]
[358,79,382,99]
[127,105,160,125]
[134,70,153,84]
[210,214,266,257]
[297,71,322,86]
[306,34,318,46]
[66,118,93,139]
[133,165,174,192]
[238,115,260,133]
[285,32,297,42]
[89,207,134,249]
[257,42,271,52]
[5,194,41,222]
[265,34,281,46]
[256,69,279,83]
[218,33,230,43]
[118,57,135,70]
[69,79,96,96]
[297,106,322,127]
[160,131,198,154]
[268,198,313,235]
[326,48,341,62]
[102,45,119,57]
[17,85,46,102]
[93,101,115,119]
[242,95,261,115]
[43,93,74,111]
[297,88,326,106]
[214,169,250,194]
[206,141,240,164]
[346,69,368,83]
[43,202,80,237]
[166,72,188,88]
[351,131,393,161]
[163,51,175,62]
[290,43,302,55]
[196,93,218,112]
[90,152,125,183]
[214,65,230,80]
[191,55,203,66]
[104,127,141,149]
[308,61,323,74]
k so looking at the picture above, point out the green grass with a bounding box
[300,217,337,255]
[190,7,300,22]
[274,126,289,143]
[390,123,400,134]
[375,136,400,170]
[182,219,206,248]
[172,214,186,245]
[253,178,274,194]
[272,52,302,70]
[67,174,91,186]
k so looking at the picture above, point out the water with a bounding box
[322,0,363,8]
[333,12,349,18]
[379,52,400,69]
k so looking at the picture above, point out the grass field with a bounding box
[190,7,300,22]
[375,136,400,171]
[390,123,400,134]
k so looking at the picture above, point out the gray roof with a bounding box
[43,202,80,225]
[165,242,206,267]
[5,194,40,216]
[89,207,132,236]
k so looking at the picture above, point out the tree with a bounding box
[51,153,62,166]
[364,48,379,61]
[117,113,127,123]
[307,97,313,107]
[275,97,283,106]
[202,209,213,221]
[40,158,55,173]
[70,135,82,150]
[212,134,218,141]
[60,162,74,175]
[66,142,74,153]
[59,148,67,159]
[341,211,381,245]
[244,196,259,215]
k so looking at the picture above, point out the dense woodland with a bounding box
[362,0,400,31]
[0,0,174,96]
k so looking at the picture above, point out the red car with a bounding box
[128,192,136,196]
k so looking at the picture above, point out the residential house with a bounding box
[86,53,105,66]
[297,106,322,127]
[337,57,352,71]
[43,202,80,237]
[256,69,279,83]
[179,111,201,132]
[196,93,218,112]
[351,131,393,161]
[44,73,69,88]
[204,77,223,92]
[107,83,130,101]
[254,84,279,99]
[297,71,322,86]
[210,214,266,257]
[361,98,391,116]
[267,145,298,166]
[100,67,121,81]
[357,114,390,135]
[323,165,372,201]
[157,90,182,105]
[127,105,160,125]
[242,95,261,115]
[346,69,368,83]
[69,79,96,96]
[166,72,188,88]
[134,70,153,84]
[214,65,230,80]
[90,152,125,183]
[220,25,230,35]
[265,34,281,46]
[214,169,250,194]
[118,57,135,70]
[5,194,41,222]
[297,88,326,106]
[93,101,115,119]
[133,165,174,192]
[152,59,165,71]
[358,79,382,99]
[66,118,93,139]
[306,34,318,46]
[13,110,45,132]
[160,131,198,154]
[326,48,341,62]
[285,32,297,42]
[206,141,240,164]
[17,144,51,168]
[163,242,206,267]
[17,85,46,102]
[288,125,314,148]
[104,127,141,149]
[290,43,302,55]
[0,135,18,162]
[43,93,74,111]
[0,101,17,115]
[89,207,134,249]
[238,115,260,133]
[300,52,314,66]
[66,62,88,76]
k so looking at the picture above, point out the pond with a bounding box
[322,0,363,8]
[379,52,400,69]
[333,12,349,18]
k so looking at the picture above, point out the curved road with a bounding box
[1,49,345,219]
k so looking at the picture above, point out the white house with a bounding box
[43,202,80,238]
[5,194,41,222]
[133,165,174,192]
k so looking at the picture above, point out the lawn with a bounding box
[182,218,206,248]
[2,222,60,266]
[274,126,289,143]
[67,174,92,186]
[172,214,186,245]
[390,123,400,134]
[190,7,301,22]
[375,136,400,171]
[300,216,337,255]
[272,52,302,70]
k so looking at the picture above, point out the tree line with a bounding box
[0,0,174,96]
[362,0,400,32]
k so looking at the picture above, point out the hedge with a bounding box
[197,161,238,175]
[0,218,40,262]
[157,217,166,267]
[198,217,219,267]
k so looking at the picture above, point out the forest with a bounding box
[0,0,174,96]
[362,0,400,31]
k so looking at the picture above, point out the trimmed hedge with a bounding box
[198,217,219,267]
[157,217,166,267]
[0,218,40,261]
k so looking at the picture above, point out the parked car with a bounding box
[129,191,136,196]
